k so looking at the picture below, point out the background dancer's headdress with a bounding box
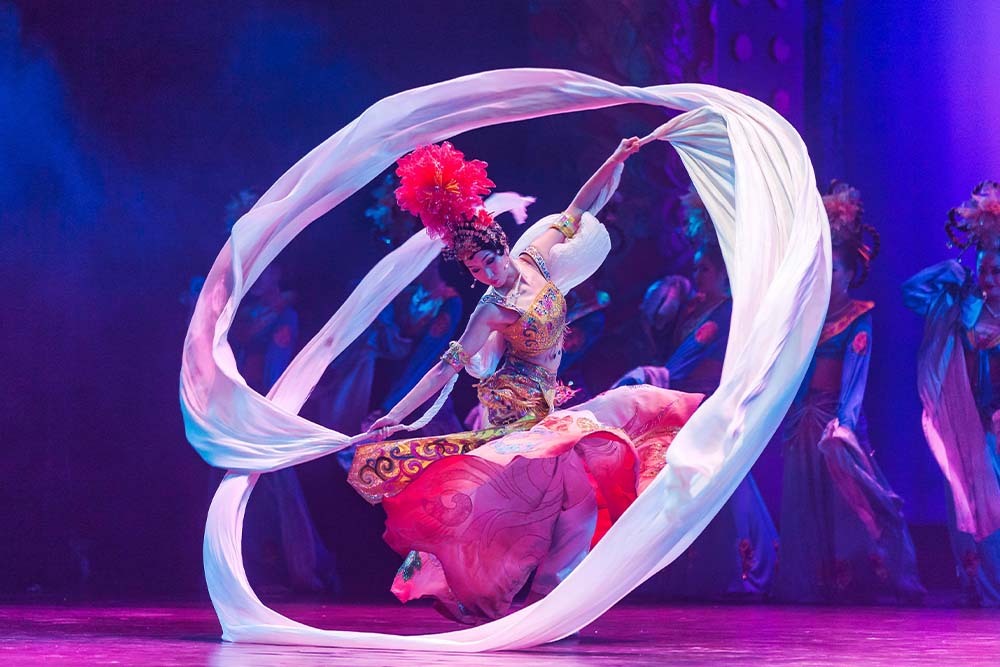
[681,183,726,271]
[681,183,713,246]
[365,174,417,248]
[945,180,1000,254]
[681,183,719,249]
[823,180,880,287]
[394,142,505,261]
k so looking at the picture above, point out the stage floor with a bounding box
[1,601,998,666]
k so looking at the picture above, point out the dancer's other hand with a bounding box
[367,413,401,440]
[611,136,641,163]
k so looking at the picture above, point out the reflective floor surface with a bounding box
[2,601,998,666]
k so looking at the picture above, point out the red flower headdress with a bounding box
[823,181,880,287]
[946,180,1000,253]
[394,142,502,259]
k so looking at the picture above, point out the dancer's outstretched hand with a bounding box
[611,136,641,163]
[367,414,401,440]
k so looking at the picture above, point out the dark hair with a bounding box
[447,218,509,263]
[832,229,879,288]
[946,180,1000,254]
[824,180,880,288]
[463,234,507,258]
[694,241,726,275]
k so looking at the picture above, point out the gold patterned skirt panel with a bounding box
[347,416,539,504]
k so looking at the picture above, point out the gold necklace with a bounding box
[495,268,524,310]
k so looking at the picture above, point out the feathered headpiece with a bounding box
[394,142,504,260]
[823,181,880,287]
[945,180,1000,253]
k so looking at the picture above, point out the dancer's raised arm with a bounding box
[530,137,641,258]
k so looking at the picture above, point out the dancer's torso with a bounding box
[782,301,872,441]
[807,300,874,395]
[663,296,731,396]
[478,246,568,425]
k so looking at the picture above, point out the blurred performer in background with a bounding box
[775,182,923,604]
[558,280,611,404]
[228,191,339,596]
[904,180,1000,607]
[616,185,778,599]
[372,255,464,436]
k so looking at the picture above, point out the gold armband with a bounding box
[440,340,470,371]
[549,211,579,239]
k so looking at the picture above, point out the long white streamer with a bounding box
[181,69,830,651]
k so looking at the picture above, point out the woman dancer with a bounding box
[617,186,778,599]
[347,139,704,623]
[903,180,1000,606]
[774,182,924,604]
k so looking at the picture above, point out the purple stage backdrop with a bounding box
[2,0,998,599]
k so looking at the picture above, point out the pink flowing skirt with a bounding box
[379,385,703,623]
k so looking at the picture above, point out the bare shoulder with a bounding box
[516,244,554,282]
[471,299,517,328]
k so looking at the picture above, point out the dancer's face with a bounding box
[830,249,854,302]
[692,250,728,296]
[464,249,512,288]
[978,250,1000,302]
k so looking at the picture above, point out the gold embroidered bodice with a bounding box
[480,246,567,361]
